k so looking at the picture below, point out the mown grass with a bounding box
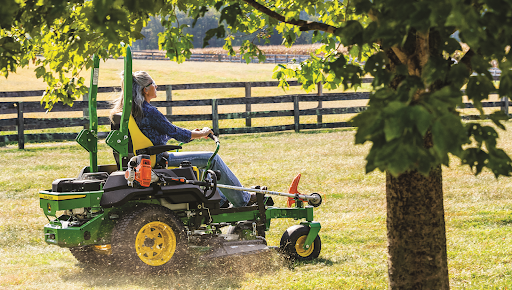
[2,60,512,289]
[1,122,512,289]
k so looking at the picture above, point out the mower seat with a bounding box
[111,113,181,169]
[109,113,222,207]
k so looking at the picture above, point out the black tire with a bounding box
[69,245,113,266]
[111,204,187,272]
[279,225,321,261]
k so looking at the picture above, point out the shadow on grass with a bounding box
[497,217,512,226]
[284,257,336,270]
[61,251,285,289]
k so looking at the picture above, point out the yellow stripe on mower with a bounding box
[39,193,87,201]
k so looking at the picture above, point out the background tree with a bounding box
[2,0,512,288]
[132,11,316,49]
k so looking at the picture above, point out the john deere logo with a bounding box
[47,203,51,212]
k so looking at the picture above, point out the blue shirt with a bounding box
[135,101,192,145]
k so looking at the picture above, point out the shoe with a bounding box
[248,192,258,206]
[247,186,268,206]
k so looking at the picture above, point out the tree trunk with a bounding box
[386,166,450,289]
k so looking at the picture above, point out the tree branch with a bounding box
[416,30,429,69]
[391,46,408,64]
[459,48,474,72]
[241,0,337,34]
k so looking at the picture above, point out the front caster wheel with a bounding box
[279,225,321,261]
[111,205,187,272]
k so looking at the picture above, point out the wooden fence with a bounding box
[0,76,508,149]
[131,50,311,64]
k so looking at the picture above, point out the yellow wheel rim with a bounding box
[135,221,176,266]
[295,235,314,257]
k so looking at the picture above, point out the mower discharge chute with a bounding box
[39,47,323,272]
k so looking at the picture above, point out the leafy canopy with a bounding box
[2,0,512,177]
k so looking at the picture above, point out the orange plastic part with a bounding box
[136,158,152,187]
[287,173,302,207]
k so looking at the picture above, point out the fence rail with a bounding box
[0,77,508,149]
[130,50,312,64]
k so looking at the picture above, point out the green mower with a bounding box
[39,47,323,272]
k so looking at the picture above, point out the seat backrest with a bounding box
[127,115,157,166]
[111,113,157,168]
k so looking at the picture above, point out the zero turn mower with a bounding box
[39,47,323,272]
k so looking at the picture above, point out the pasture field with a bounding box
[1,124,512,289]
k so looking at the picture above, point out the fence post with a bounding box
[317,82,323,124]
[212,99,219,135]
[245,82,252,127]
[501,96,509,116]
[166,85,172,116]
[294,95,300,133]
[17,102,24,149]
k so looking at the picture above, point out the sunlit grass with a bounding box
[2,58,512,288]
[2,121,512,288]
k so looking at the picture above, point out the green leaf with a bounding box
[384,109,406,142]
[364,52,392,86]
[447,63,470,89]
[336,20,364,46]
[35,66,46,79]
[498,70,512,100]
[431,114,467,160]
[441,37,462,55]
[353,0,373,14]
[352,109,383,144]
[410,2,431,31]
[466,75,496,114]
[489,111,509,130]
[220,3,242,27]
[410,105,432,136]
[422,56,448,86]
[203,25,226,48]
[326,55,347,77]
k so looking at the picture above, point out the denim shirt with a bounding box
[135,101,192,146]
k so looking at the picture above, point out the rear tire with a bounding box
[111,204,187,272]
[279,225,321,261]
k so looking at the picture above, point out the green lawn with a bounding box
[2,60,512,289]
[1,123,512,289]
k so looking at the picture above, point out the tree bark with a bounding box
[386,167,450,289]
